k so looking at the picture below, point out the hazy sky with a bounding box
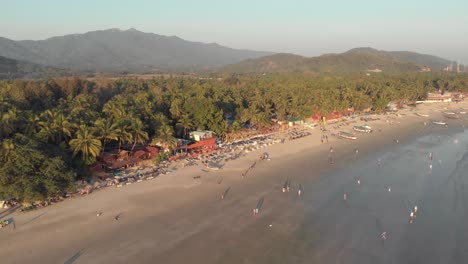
[1,0,467,61]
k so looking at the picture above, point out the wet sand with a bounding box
[1,102,468,263]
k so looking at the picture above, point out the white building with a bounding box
[189,131,216,141]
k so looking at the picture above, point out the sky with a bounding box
[1,0,467,62]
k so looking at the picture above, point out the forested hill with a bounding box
[0,55,68,79]
[218,48,452,74]
[0,29,271,72]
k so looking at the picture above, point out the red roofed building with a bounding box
[187,138,217,154]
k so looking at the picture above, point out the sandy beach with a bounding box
[1,101,467,264]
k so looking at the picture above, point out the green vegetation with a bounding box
[218,48,454,75]
[0,73,467,202]
[0,55,71,80]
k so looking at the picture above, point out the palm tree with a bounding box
[115,121,132,151]
[129,119,149,152]
[53,114,74,144]
[0,107,18,139]
[37,109,59,143]
[176,113,194,139]
[169,98,183,120]
[93,118,119,154]
[0,139,15,162]
[69,125,102,162]
[151,125,177,153]
[37,121,56,143]
[102,101,125,120]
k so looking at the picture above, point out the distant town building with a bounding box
[420,66,431,72]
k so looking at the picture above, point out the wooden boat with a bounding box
[432,120,446,125]
[445,114,460,119]
[338,131,357,140]
[415,113,429,117]
[353,125,372,133]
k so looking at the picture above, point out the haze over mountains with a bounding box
[0,28,272,72]
[0,28,459,78]
[220,48,454,74]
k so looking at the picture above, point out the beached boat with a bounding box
[432,120,446,126]
[353,125,372,133]
[444,113,460,119]
[415,113,429,117]
[338,131,357,140]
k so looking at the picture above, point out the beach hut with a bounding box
[187,138,217,154]
[287,118,304,127]
[189,131,216,142]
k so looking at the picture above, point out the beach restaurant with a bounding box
[94,146,159,172]
[189,130,216,141]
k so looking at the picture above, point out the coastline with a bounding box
[0,101,466,263]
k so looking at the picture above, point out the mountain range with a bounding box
[0,55,71,79]
[0,28,271,72]
[0,29,458,78]
[219,48,453,74]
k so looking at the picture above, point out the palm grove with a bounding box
[1,73,467,202]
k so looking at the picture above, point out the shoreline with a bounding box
[0,101,467,263]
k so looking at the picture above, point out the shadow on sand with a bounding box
[63,248,85,264]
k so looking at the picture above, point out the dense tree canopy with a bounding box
[0,72,467,201]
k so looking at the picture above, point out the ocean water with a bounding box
[270,126,468,264]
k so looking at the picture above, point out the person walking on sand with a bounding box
[354,148,359,157]
[409,211,415,224]
[380,231,388,243]
[429,152,433,161]
[343,192,348,203]
[298,184,302,196]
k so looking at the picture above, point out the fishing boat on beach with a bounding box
[444,113,460,119]
[432,120,446,126]
[415,113,429,117]
[353,125,372,133]
[338,131,357,140]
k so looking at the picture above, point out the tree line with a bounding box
[1,73,467,202]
